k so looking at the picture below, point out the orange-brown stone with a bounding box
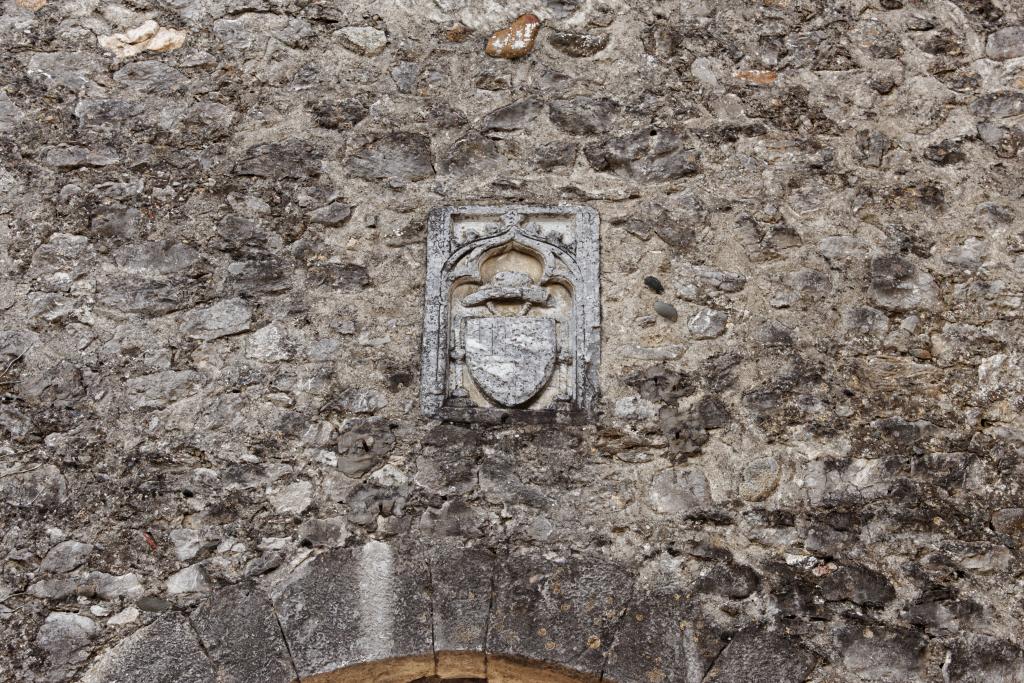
[734,69,777,85]
[445,22,471,42]
[485,14,541,59]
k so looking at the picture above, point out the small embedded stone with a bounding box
[654,301,678,321]
[40,541,93,574]
[992,508,1024,536]
[485,14,541,59]
[734,69,777,85]
[548,29,609,57]
[336,26,388,56]
[166,564,211,595]
[136,596,172,612]
[986,26,1024,61]
[688,308,727,338]
[98,20,187,58]
[307,201,353,226]
[644,275,664,294]
[445,22,471,42]
[739,456,780,501]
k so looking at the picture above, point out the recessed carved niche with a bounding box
[421,205,600,423]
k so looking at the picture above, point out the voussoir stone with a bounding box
[605,588,726,683]
[191,583,296,683]
[271,541,433,681]
[429,542,497,678]
[704,626,817,683]
[81,614,216,683]
[487,551,634,679]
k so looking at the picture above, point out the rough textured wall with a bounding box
[1,0,1023,680]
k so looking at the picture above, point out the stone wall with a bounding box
[1,0,1023,680]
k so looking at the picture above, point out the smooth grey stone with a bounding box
[136,596,173,612]
[654,301,678,321]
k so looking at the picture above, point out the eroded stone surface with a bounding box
[5,1,1024,680]
[81,615,215,683]
[191,583,295,683]
[271,542,432,679]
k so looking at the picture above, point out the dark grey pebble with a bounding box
[644,275,664,294]
[136,596,173,612]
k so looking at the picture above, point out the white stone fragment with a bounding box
[99,20,187,58]
[337,26,388,56]
[166,564,211,595]
[107,606,139,626]
[269,480,313,515]
[168,528,202,562]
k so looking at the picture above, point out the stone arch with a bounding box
[81,541,818,683]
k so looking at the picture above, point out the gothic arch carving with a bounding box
[421,206,601,423]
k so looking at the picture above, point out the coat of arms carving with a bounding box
[421,205,600,422]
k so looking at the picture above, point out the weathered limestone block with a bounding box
[429,542,496,678]
[271,541,433,682]
[704,626,817,683]
[190,583,295,683]
[604,589,726,683]
[487,551,634,681]
[81,614,216,683]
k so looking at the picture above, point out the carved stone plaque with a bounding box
[421,205,600,422]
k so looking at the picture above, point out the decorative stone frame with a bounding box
[420,205,601,423]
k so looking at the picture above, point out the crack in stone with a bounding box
[597,574,638,683]
[184,612,219,680]
[269,598,303,683]
[699,634,729,683]
[426,550,438,676]
[483,544,502,681]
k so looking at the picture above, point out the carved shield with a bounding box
[464,317,557,407]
